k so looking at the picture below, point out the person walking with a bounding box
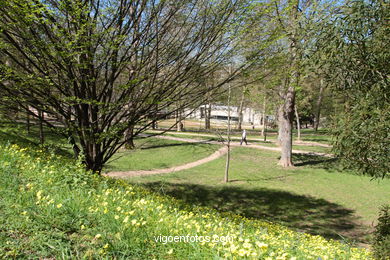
[240,129,248,145]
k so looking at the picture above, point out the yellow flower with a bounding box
[255,241,268,250]
[56,203,62,208]
[114,215,120,220]
[243,242,252,248]
[21,211,27,215]
[123,216,129,223]
[36,190,43,200]
[103,243,109,249]
[95,234,102,239]
[131,219,137,225]
[167,249,173,255]
[103,208,108,214]
[238,249,247,256]
[81,225,86,230]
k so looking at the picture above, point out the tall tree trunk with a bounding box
[294,104,301,141]
[176,108,183,132]
[314,78,325,131]
[224,67,232,183]
[152,104,158,129]
[278,86,295,167]
[124,125,135,149]
[38,110,44,145]
[237,86,246,131]
[278,0,299,167]
[261,96,266,137]
[205,103,211,130]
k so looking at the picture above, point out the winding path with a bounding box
[104,135,332,178]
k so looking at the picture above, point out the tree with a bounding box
[0,0,247,173]
[318,0,389,178]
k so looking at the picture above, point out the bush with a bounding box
[373,205,390,260]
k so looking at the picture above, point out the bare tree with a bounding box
[0,0,247,173]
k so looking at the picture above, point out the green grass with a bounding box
[104,138,220,172]
[147,131,332,153]
[127,147,390,245]
[0,140,372,259]
[0,122,383,253]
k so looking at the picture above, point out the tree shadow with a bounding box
[139,182,370,244]
[140,141,211,150]
[292,153,342,172]
[0,128,74,159]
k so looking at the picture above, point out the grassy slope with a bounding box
[128,147,390,244]
[0,142,371,259]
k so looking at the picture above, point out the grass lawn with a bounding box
[1,122,385,247]
[103,137,220,172]
[147,131,332,154]
[126,147,390,245]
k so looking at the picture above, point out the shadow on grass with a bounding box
[0,127,74,159]
[140,182,370,244]
[292,153,342,172]
[140,141,212,150]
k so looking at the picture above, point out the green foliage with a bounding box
[321,0,390,178]
[372,205,390,260]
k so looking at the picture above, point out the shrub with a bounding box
[373,205,390,260]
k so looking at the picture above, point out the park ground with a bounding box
[0,121,388,258]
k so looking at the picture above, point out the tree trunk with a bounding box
[263,116,267,142]
[152,104,158,129]
[314,78,325,131]
[38,110,44,145]
[224,67,232,183]
[278,86,295,167]
[176,108,183,132]
[237,86,246,131]
[261,96,266,137]
[124,125,135,149]
[277,0,299,167]
[294,104,301,141]
[205,103,211,130]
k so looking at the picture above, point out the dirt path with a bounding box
[105,135,332,178]
[158,135,332,157]
[106,145,228,178]
[147,130,332,148]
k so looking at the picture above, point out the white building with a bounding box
[186,104,274,126]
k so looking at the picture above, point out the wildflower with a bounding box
[103,243,109,249]
[114,215,120,220]
[95,234,102,239]
[256,241,268,250]
[21,211,27,215]
[123,216,129,223]
[36,190,43,200]
[81,225,86,230]
[56,203,62,208]
[167,249,173,255]
[243,242,252,249]
[131,219,137,225]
